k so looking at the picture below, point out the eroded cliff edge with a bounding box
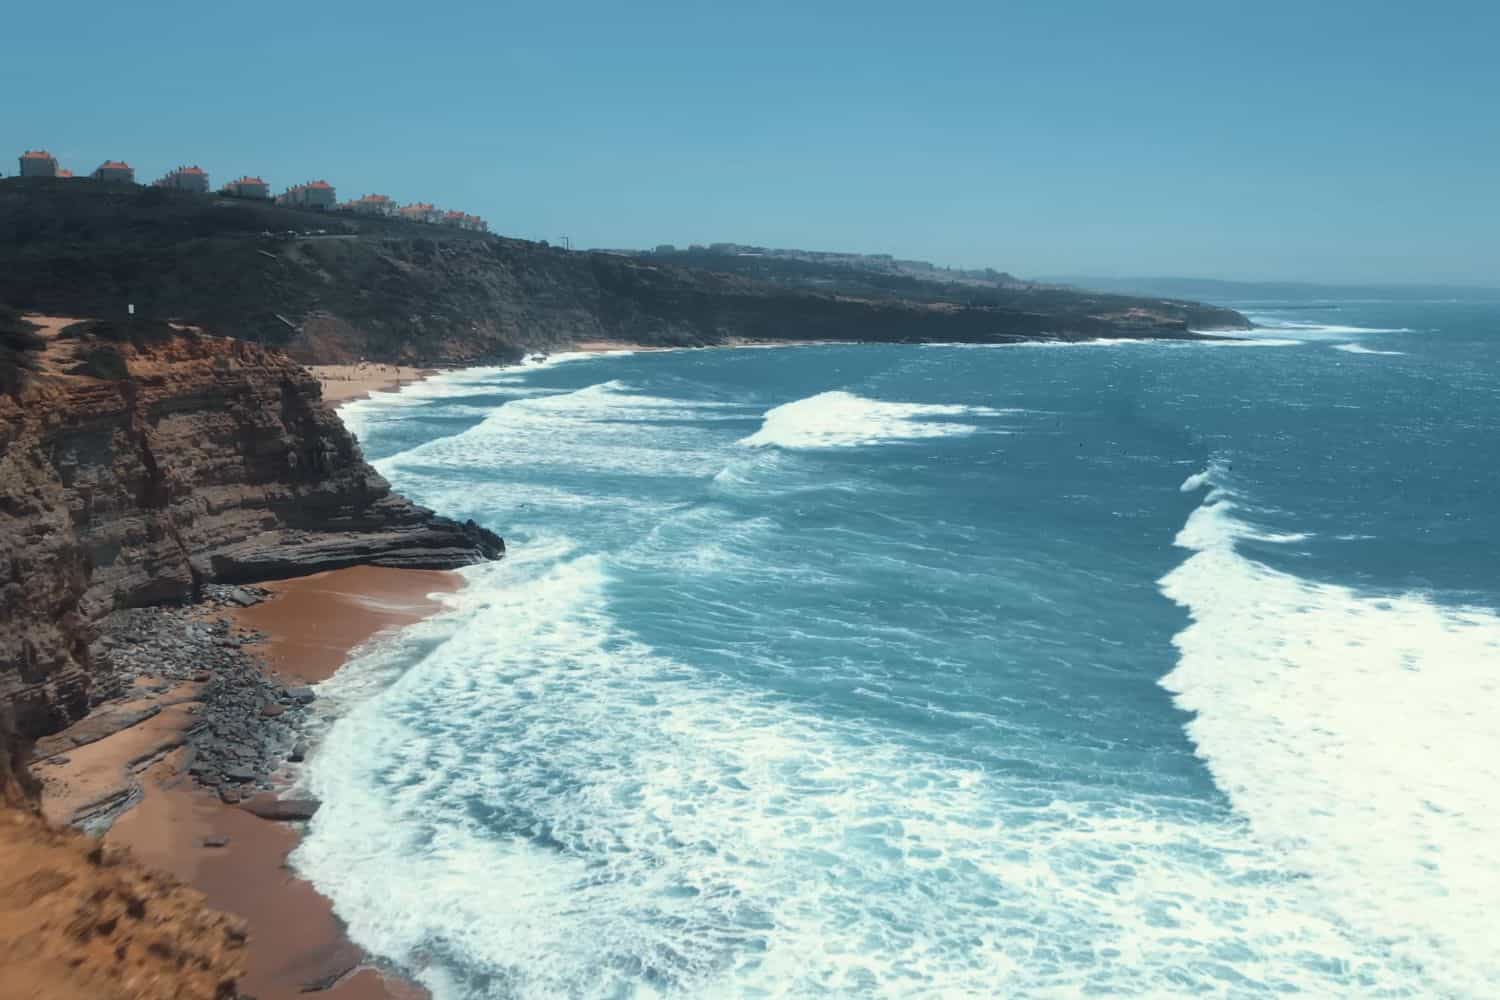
[1,315,501,740]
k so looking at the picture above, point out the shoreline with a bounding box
[312,339,851,409]
[308,364,441,404]
[312,332,1223,414]
[38,567,460,1000]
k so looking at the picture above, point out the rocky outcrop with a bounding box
[0,321,501,740]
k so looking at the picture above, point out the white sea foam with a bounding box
[1332,343,1405,356]
[298,541,1418,1000]
[335,357,603,441]
[739,390,1008,449]
[1178,460,1230,494]
[1196,336,1305,347]
[1245,316,1414,336]
[376,380,746,485]
[301,359,1476,998]
[1159,471,1500,997]
[927,337,1159,349]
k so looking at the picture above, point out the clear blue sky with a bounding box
[5,0,1497,284]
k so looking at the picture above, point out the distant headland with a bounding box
[0,175,1250,368]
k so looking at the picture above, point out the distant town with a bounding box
[12,150,488,233]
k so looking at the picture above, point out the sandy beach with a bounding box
[308,342,828,411]
[309,364,440,404]
[38,566,461,1000]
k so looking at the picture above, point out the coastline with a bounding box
[308,364,441,404]
[38,567,460,1000]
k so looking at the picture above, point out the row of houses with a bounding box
[342,193,487,231]
[21,150,238,194]
[14,150,487,232]
[20,149,131,182]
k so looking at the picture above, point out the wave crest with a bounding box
[740,391,1009,449]
[1159,490,1500,996]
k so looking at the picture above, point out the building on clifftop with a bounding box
[154,165,209,192]
[398,202,441,224]
[91,160,136,183]
[276,180,336,210]
[18,150,59,177]
[440,210,489,232]
[346,193,398,216]
[221,176,271,199]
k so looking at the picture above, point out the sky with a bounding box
[4,0,1497,285]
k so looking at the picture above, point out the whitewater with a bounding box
[298,296,1500,998]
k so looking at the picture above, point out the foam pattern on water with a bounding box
[298,542,1415,999]
[1161,468,1500,997]
[295,331,1500,999]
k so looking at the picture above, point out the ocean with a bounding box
[295,295,1500,998]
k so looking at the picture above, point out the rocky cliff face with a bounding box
[0,320,501,740]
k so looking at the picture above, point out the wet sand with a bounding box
[43,566,460,1000]
[230,566,462,683]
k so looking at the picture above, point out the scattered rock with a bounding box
[289,742,308,763]
[239,796,320,822]
[80,595,321,800]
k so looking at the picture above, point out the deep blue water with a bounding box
[295,298,1500,998]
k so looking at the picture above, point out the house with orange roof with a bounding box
[439,210,489,233]
[92,160,136,183]
[155,165,210,193]
[399,202,441,224]
[221,176,271,199]
[277,179,336,211]
[347,193,398,217]
[18,150,59,177]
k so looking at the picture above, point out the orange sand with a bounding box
[230,566,461,683]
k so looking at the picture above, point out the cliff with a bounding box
[0,179,1251,363]
[0,315,501,741]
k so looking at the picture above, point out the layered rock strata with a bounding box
[0,322,501,739]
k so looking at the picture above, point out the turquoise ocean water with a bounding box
[294,296,1500,998]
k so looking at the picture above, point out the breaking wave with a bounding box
[1159,466,1500,997]
[1332,343,1405,356]
[739,390,1011,449]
